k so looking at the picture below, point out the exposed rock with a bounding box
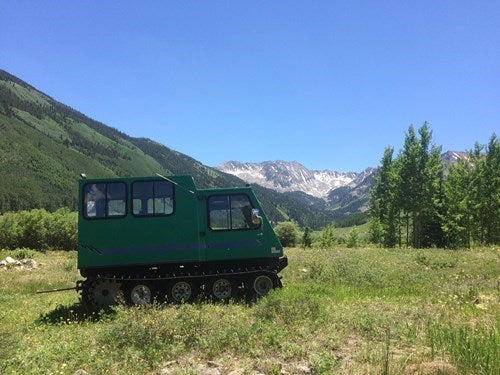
[20,258,38,269]
[0,257,38,270]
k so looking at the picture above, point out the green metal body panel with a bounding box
[77,176,283,271]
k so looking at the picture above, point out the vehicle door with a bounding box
[201,193,265,262]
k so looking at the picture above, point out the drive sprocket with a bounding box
[87,278,123,308]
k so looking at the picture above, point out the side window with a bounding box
[107,183,126,217]
[208,194,260,230]
[132,180,174,216]
[208,196,230,230]
[84,182,126,219]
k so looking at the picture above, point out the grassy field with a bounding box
[0,246,498,374]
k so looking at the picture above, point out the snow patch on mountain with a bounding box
[441,151,468,164]
[218,161,358,199]
[218,151,466,216]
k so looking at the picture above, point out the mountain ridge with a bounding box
[218,160,378,219]
[218,160,360,199]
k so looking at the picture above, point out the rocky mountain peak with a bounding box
[217,160,360,199]
[441,151,468,164]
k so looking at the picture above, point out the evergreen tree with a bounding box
[301,226,312,248]
[346,227,360,248]
[319,224,337,248]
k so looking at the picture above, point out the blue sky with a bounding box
[1,1,499,172]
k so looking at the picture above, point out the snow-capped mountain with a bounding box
[218,152,465,218]
[441,151,468,164]
[327,167,377,213]
[217,160,360,199]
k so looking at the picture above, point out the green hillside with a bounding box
[0,71,169,210]
[0,70,341,227]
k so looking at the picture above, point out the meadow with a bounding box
[0,246,498,374]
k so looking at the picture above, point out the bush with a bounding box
[9,248,38,259]
[46,208,77,250]
[0,208,77,250]
[0,211,19,249]
[346,227,360,248]
[319,224,337,248]
[274,221,299,247]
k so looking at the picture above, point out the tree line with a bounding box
[274,221,362,249]
[370,123,498,248]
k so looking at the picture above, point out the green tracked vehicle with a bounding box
[76,174,287,307]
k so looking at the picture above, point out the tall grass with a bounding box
[0,247,498,374]
[427,323,499,375]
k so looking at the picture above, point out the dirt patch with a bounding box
[405,358,457,375]
[157,357,315,375]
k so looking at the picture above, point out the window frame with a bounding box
[83,182,127,220]
[131,179,175,217]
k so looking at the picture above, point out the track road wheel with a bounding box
[253,274,274,297]
[169,280,197,303]
[89,279,123,308]
[128,283,154,306]
[211,278,233,301]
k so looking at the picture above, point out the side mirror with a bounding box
[251,209,262,226]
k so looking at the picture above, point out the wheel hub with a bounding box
[212,278,232,300]
[171,281,192,302]
[130,284,153,305]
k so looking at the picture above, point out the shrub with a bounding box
[274,221,299,247]
[0,208,77,251]
[346,227,360,248]
[10,248,38,259]
[319,224,336,248]
[0,211,21,249]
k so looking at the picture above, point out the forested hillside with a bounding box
[0,70,343,228]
